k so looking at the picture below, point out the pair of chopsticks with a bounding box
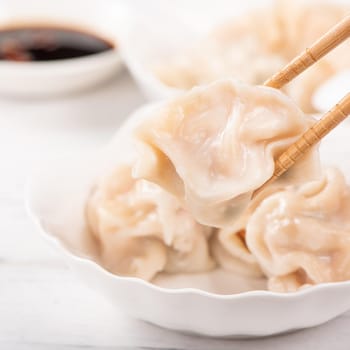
[254,15,350,196]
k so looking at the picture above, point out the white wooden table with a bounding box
[1,70,350,350]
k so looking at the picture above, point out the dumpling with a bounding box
[211,228,263,278]
[134,79,320,229]
[86,163,215,281]
[211,145,322,277]
[246,168,350,292]
[153,0,349,112]
[86,164,166,280]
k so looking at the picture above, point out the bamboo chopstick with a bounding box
[264,15,350,89]
[250,16,350,197]
[254,93,350,197]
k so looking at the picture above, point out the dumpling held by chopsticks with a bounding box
[134,79,321,229]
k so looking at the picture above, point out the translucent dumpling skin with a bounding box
[134,80,319,229]
[246,168,350,292]
[85,77,350,293]
[86,164,214,281]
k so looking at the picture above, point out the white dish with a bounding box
[117,0,265,101]
[118,0,349,105]
[0,0,123,96]
[26,104,350,338]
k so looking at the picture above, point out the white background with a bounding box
[1,0,350,349]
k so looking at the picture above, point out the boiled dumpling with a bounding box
[86,163,215,280]
[134,79,320,229]
[87,164,167,280]
[211,230,263,277]
[85,68,350,291]
[246,168,350,292]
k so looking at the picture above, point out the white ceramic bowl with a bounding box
[117,0,238,101]
[0,0,123,96]
[26,104,350,338]
[118,0,349,108]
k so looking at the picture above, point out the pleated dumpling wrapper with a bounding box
[246,168,350,292]
[86,163,215,281]
[134,79,320,231]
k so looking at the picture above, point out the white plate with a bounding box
[0,0,123,96]
[117,0,349,103]
[26,104,350,338]
[117,0,269,100]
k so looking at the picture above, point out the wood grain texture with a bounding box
[256,16,350,196]
[259,93,350,195]
[273,93,350,176]
[264,16,350,89]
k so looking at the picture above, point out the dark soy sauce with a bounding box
[0,26,114,62]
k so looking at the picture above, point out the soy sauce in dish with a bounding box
[0,26,114,62]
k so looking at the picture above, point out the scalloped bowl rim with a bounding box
[25,152,350,302]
